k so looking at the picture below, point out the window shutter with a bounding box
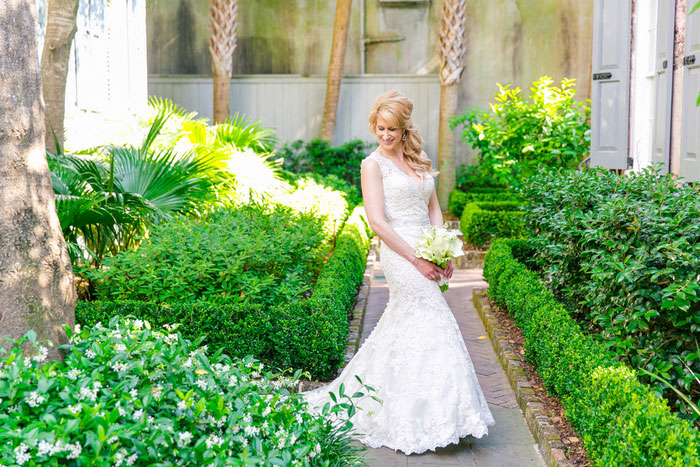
[590,0,632,170]
[651,0,676,172]
[680,3,700,181]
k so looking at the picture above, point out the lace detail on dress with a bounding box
[306,151,494,455]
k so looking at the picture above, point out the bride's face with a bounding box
[375,116,402,153]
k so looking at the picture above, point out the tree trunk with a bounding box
[437,83,458,205]
[320,0,353,142]
[41,0,79,153]
[437,0,467,209]
[209,0,238,123]
[0,0,76,360]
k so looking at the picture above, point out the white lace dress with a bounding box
[304,151,495,455]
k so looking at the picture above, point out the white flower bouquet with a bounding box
[413,224,464,292]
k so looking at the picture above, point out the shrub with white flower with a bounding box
[413,224,465,292]
[0,319,369,466]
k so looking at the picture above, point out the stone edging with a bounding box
[339,237,377,369]
[473,288,573,467]
[297,237,376,392]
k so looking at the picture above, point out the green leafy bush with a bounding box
[455,164,506,192]
[451,76,590,188]
[78,207,371,380]
[460,201,525,248]
[0,320,370,466]
[277,139,374,193]
[484,239,700,466]
[86,202,330,306]
[283,172,362,212]
[448,189,522,217]
[521,167,700,415]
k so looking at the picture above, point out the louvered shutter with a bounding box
[679,3,700,181]
[651,0,676,172]
[590,0,632,169]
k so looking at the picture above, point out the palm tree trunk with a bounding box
[438,83,459,205]
[40,0,79,153]
[320,0,353,142]
[437,0,467,208]
[0,0,76,360]
[209,0,238,123]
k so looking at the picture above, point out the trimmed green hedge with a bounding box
[77,206,371,380]
[484,239,700,466]
[459,201,525,248]
[448,189,521,217]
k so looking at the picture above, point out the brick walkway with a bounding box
[359,259,544,466]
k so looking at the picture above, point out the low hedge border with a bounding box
[483,239,700,466]
[77,206,372,381]
[473,289,574,467]
[448,189,521,217]
[460,201,525,248]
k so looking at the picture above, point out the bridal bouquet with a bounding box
[413,224,464,292]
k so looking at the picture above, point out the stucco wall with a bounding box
[147,0,593,165]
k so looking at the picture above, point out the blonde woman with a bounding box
[305,90,494,454]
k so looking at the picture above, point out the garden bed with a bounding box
[78,206,372,380]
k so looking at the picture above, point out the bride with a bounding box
[305,90,494,455]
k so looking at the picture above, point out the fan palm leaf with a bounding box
[214,113,277,153]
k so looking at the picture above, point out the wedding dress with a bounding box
[304,151,494,455]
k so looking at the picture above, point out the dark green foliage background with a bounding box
[276,139,374,195]
[520,167,700,412]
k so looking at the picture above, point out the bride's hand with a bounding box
[412,257,444,281]
[443,259,454,280]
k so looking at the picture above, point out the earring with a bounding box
[402,133,407,141]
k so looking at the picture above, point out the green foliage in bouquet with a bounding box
[521,166,700,419]
[451,76,590,188]
[0,320,371,466]
[484,239,700,466]
[460,201,525,249]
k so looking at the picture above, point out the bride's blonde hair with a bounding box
[368,90,437,176]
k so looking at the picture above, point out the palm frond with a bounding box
[214,113,277,153]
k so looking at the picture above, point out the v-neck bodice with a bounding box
[377,153,424,189]
[361,151,434,233]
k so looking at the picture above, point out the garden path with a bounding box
[360,260,544,466]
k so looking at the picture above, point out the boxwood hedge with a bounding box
[484,239,700,466]
[459,201,525,248]
[448,189,522,218]
[77,207,371,380]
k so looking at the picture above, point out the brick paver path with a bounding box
[358,258,544,466]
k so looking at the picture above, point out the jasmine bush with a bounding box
[0,319,372,467]
[484,239,700,466]
[78,207,372,380]
[459,201,525,248]
[520,167,700,415]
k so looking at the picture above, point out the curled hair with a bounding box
[368,90,437,176]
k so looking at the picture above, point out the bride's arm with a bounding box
[361,160,444,280]
[427,188,444,227]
